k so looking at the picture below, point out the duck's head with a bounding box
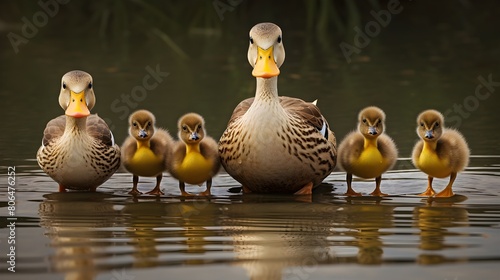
[58,70,95,118]
[417,109,444,142]
[358,106,386,139]
[248,22,285,79]
[129,110,156,141]
[178,113,205,145]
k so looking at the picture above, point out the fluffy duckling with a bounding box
[121,110,173,195]
[338,106,398,196]
[412,109,469,197]
[169,113,220,196]
[37,70,121,192]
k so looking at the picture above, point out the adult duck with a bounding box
[218,22,337,194]
[37,70,121,192]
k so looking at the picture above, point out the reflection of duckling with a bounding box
[169,113,220,196]
[338,106,398,196]
[121,110,173,195]
[412,110,470,197]
[37,70,121,192]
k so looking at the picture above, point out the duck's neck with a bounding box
[255,76,279,103]
[136,139,151,149]
[65,115,87,134]
[363,137,378,149]
[423,140,438,151]
[185,143,201,154]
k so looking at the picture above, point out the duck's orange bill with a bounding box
[252,46,280,78]
[65,91,90,118]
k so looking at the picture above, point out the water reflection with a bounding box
[39,192,118,280]
[341,201,395,265]
[414,196,470,264]
[32,178,500,279]
[221,202,335,280]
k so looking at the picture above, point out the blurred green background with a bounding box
[1,0,499,168]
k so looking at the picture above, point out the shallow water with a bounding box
[1,1,500,279]
[1,156,500,279]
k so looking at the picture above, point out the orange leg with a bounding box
[199,178,212,196]
[242,185,252,194]
[58,184,67,192]
[146,174,164,196]
[345,173,361,196]
[179,181,193,196]
[370,176,387,196]
[294,182,313,195]
[419,176,436,196]
[129,175,142,195]
[435,172,456,198]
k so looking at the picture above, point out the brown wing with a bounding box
[279,97,328,138]
[227,97,254,125]
[87,114,115,147]
[42,115,66,146]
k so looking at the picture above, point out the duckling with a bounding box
[338,106,398,196]
[218,22,337,194]
[169,113,220,196]
[121,110,173,195]
[412,109,470,197]
[37,70,121,192]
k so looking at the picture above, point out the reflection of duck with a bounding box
[39,192,118,280]
[338,107,398,196]
[121,110,173,195]
[221,202,335,280]
[121,199,220,267]
[412,110,470,197]
[169,113,220,196]
[37,70,121,192]
[218,22,337,194]
[413,201,469,264]
[341,202,394,265]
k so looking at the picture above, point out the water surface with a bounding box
[1,1,500,279]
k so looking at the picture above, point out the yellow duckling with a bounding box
[218,22,337,194]
[37,70,121,192]
[412,109,470,197]
[338,106,398,196]
[169,113,220,196]
[121,110,173,195]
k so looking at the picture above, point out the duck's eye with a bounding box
[62,82,66,89]
[420,122,424,127]
[147,121,152,127]
[132,122,137,127]
[88,82,92,89]
[249,36,253,44]
[196,125,202,132]
[376,120,381,126]
[277,35,282,43]
[182,125,188,131]
[435,122,439,127]
[362,119,367,124]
